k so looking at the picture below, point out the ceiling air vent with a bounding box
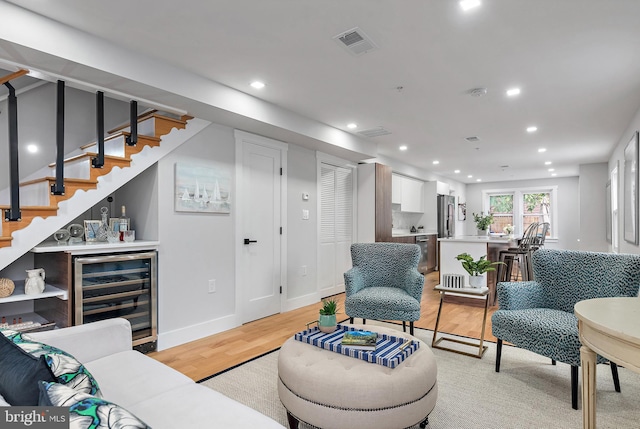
[333,27,379,56]
[358,127,391,138]
[465,136,480,142]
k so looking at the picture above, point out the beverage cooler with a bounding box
[74,251,157,353]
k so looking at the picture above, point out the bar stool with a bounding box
[497,223,539,283]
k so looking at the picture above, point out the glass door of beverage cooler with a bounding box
[74,251,157,350]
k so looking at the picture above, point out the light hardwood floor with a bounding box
[149,271,498,381]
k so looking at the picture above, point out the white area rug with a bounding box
[200,322,640,428]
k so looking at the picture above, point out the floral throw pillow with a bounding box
[39,382,150,429]
[1,329,101,397]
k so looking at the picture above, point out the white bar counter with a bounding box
[438,236,514,305]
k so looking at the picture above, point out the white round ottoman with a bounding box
[277,324,437,429]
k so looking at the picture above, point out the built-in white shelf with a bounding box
[31,240,160,255]
[0,280,68,303]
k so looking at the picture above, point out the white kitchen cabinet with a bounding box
[401,177,424,212]
[392,174,424,213]
[391,173,403,205]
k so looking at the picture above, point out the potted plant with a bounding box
[318,298,339,333]
[473,212,494,235]
[455,253,502,288]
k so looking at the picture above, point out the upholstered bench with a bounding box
[277,324,437,429]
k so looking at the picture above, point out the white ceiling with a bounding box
[4,0,640,183]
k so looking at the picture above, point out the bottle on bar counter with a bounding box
[119,205,130,241]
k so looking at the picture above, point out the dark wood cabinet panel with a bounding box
[386,236,415,244]
[34,252,73,328]
[426,234,437,272]
[374,163,393,242]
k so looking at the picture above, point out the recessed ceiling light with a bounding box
[506,88,521,97]
[459,0,481,11]
[527,126,538,133]
[476,178,482,182]
[545,161,552,165]
[538,148,547,153]
[433,160,440,165]
[399,145,408,151]
[548,168,555,172]
[250,81,265,89]
[27,144,38,153]
[551,173,557,177]
[454,170,461,174]
[467,175,473,178]
[347,123,357,129]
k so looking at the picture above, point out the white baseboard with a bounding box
[157,314,239,351]
[283,292,320,313]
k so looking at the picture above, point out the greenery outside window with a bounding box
[489,194,514,234]
[483,187,558,238]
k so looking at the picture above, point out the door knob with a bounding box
[243,238,258,245]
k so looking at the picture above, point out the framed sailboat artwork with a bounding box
[174,162,231,213]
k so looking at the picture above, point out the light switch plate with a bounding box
[302,209,310,220]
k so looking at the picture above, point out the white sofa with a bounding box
[29,318,285,429]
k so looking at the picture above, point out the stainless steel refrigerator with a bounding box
[437,195,456,238]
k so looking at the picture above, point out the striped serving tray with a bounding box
[294,324,419,368]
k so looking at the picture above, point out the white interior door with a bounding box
[319,163,353,298]
[238,137,283,323]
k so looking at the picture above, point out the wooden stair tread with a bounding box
[107,111,186,135]
[0,205,58,212]
[79,132,161,150]
[19,177,99,187]
[0,69,28,85]
[49,152,132,167]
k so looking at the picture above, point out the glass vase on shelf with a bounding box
[96,207,110,242]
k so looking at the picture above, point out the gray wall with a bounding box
[578,163,609,251]
[609,104,640,255]
[286,145,317,302]
[465,176,581,250]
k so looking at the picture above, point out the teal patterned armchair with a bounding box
[492,249,640,409]
[344,243,425,335]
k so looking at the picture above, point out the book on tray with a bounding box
[341,330,378,350]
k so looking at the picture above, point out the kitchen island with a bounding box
[438,236,515,306]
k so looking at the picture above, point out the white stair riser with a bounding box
[18,182,51,207]
[50,158,91,181]
[83,135,126,158]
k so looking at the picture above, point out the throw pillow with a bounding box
[1,329,101,397]
[39,382,150,429]
[0,332,56,405]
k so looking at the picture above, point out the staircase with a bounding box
[0,111,210,270]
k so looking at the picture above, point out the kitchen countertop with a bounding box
[438,235,514,244]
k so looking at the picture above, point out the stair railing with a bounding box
[51,80,65,196]
[3,81,21,221]
[91,91,105,169]
[126,100,138,146]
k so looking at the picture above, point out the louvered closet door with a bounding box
[319,163,353,298]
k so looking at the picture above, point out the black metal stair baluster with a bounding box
[4,82,21,221]
[92,91,105,168]
[51,80,65,195]
[126,100,138,146]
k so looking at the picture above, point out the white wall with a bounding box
[578,163,608,251]
[608,105,640,255]
[115,122,324,349]
[0,83,131,190]
[154,123,237,349]
[286,144,318,304]
[465,176,580,250]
